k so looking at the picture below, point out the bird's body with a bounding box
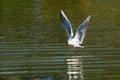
[60,10,91,48]
[68,38,84,48]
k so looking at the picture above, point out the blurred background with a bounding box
[0,0,120,80]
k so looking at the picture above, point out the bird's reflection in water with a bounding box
[66,56,84,80]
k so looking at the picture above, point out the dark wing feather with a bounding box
[60,10,73,39]
[74,16,91,44]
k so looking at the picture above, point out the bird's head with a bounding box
[65,41,68,46]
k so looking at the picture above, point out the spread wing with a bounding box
[73,16,91,44]
[60,10,73,39]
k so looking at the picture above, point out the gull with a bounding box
[60,10,91,48]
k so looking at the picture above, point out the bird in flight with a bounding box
[60,10,91,48]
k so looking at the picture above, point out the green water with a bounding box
[0,0,120,80]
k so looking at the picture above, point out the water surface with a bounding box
[0,0,120,80]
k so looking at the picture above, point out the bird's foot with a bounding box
[79,45,84,48]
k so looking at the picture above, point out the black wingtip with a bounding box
[60,10,66,23]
